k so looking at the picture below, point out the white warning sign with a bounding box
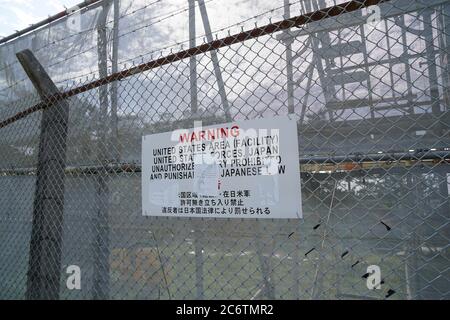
[141,116,302,219]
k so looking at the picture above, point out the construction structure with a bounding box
[0,0,448,299]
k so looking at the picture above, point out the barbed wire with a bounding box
[52,1,295,86]
[0,0,222,94]
[0,0,390,128]
[0,0,162,74]
[0,0,284,95]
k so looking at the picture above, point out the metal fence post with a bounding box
[189,0,198,115]
[16,49,69,300]
[92,0,113,300]
[283,0,295,114]
[193,222,204,299]
[197,0,231,121]
[254,222,275,299]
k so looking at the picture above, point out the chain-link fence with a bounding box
[0,0,449,300]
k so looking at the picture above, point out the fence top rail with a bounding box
[1,150,448,176]
[0,0,390,129]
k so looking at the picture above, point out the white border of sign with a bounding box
[142,116,302,219]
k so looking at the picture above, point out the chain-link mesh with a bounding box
[0,0,449,300]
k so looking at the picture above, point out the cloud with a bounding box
[0,0,80,37]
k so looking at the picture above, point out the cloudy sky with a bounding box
[0,0,301,40]
[0,0,81,38]
[0,0,293,80]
